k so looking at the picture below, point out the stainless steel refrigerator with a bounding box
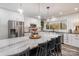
[8,20,24,38]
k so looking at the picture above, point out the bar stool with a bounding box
[29,47,39,56]
[55,36,62,56]
[47,38,56,56]
[36,42,48,56]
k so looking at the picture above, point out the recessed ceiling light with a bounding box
[18,8,23,14]
[59,12,63,15]
[37,16,41,19]
[74,8,78,11]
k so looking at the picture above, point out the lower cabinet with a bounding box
[63,34,67,43]
[70,34,79,47]
[64,34,79,48]
[64,33,70,44]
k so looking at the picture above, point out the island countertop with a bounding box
[0,32,60,56]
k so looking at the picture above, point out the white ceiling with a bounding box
[0,3,79,19]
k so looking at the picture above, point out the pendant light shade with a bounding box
[18,3,23,14]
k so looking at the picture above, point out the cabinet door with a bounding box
[71,35,79,47]
[64,34,73,45]
[68,34,73,45]
[64,34,69,44]
[64,34,79,48]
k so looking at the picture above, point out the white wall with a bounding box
[0,8,24,39]
[24,17,41,32]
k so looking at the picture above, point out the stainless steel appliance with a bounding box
[8,20,24,38]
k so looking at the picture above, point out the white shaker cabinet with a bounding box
[63,33,72,45]
[64,33,69,44]
[64,34,79,48]
[70,34,79,47]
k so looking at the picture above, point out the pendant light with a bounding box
[18,3,23,14]
[46,6,50,30]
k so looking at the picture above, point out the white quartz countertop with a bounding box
[0,32,60,56]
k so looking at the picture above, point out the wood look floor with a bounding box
[62,44,79,56]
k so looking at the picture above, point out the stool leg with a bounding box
[36,47,40,56]
[40,48,45,56]
[56,45,59,56]
[59,45,62,56]
[57,44,62,56]
[38,47,41,56]
[45,45,48,56]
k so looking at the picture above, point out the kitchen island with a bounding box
[0,32,61,56]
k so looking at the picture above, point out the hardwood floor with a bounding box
[62,44,79,56]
